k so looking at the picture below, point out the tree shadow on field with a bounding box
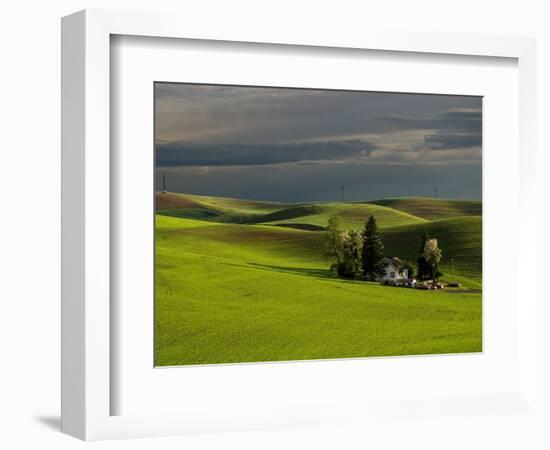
[247,263,368,286]
[249,263,331,280]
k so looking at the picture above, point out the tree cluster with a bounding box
[325,215,385,280]
[325,217,364,278]
[326,215,442,282]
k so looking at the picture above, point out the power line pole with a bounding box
[341,184,345,202]
[162,173,167,193]
[434,187,437,199]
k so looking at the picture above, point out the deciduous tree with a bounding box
[423,238,443,281]
[338,229,363,278]
[416,232,431,280]
[325,216,344,266]
[325,217,364,278]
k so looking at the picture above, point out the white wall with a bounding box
[0,1,548,449]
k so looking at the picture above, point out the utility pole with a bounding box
[162,173,167,193]
[434,187,438,199]
[341,184,345,202]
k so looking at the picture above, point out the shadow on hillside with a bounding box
[247,263,371,286]
[249,263,331,280]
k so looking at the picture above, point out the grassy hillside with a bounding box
[155,213,482,366]
[155,193,482,366]
[160,222,325,268]
[156,214,222,230]
[157,192,427,230]
[382,216,482,287]
[156,192,283,223]
[368,197,482,220]
[157,192,284,213]
[258,203,426,230]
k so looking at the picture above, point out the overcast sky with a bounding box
[155,83,482,202]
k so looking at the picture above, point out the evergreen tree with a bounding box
[361,215,385,280]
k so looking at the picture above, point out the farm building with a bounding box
[377,257,409,282]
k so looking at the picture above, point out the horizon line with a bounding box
[155,190,482,204]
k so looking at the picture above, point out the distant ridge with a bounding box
[367,197,482,220]
[156,192,428,229]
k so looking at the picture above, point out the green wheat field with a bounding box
[155,192,482,366]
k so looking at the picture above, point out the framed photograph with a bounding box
[62,9,538,441]
[153,82,483,367]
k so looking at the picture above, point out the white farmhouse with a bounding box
[378,257,409,282]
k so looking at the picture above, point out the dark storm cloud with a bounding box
[156,139,376,166]
[155,83,237,99]
[154,83,482,201]
[372,108,482,152]
[442,109,483,132]
[374,108,482,134]
[155,84,482,147]
[424,132,482,150]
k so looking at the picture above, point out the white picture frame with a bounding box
[61,9,538,441]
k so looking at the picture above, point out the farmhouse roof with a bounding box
[383,257,405,269]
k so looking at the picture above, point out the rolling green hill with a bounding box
[156,214,222,230]
[155,193,482,366]
[155,215,481,366]
[157,192,428,229]
[156,193,482,284]
[368,197,482,220]
[257,203,426,230]
[382,216,482,286]
[156,192,283,223]
[160,221,325,268]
